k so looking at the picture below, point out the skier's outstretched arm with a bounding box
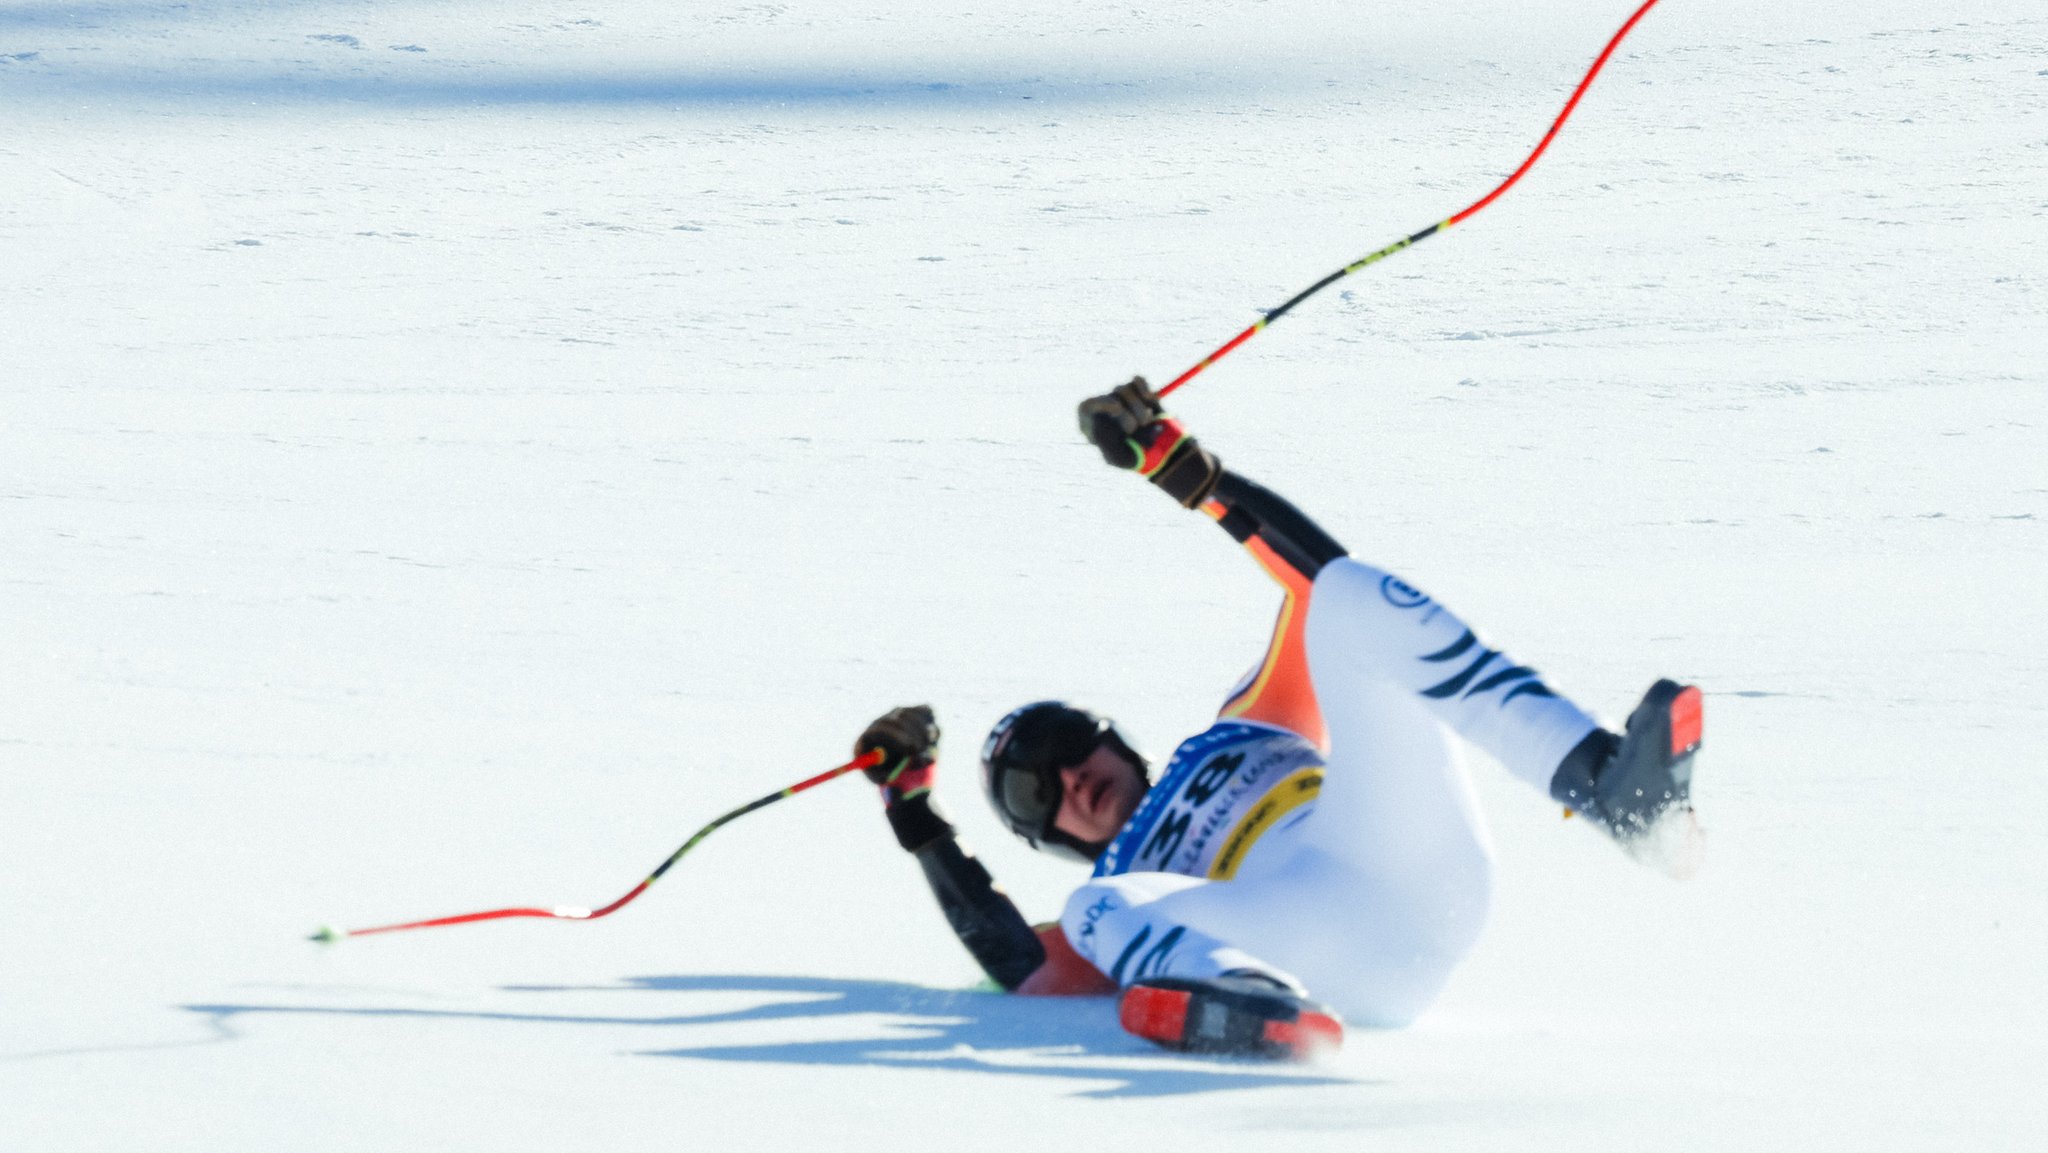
[1078,377,1348,747]
[855,706,1049,990]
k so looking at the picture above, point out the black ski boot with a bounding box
[1119,974,1343,1060]
[1550,679,1704,857]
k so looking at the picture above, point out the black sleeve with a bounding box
[1207,469,1350,581]
[885,794,1047,991]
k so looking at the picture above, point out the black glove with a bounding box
[856,704,939,800]
[1076,376,1223,508]
[856,705,953,852]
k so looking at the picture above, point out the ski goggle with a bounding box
[981,703,1111,836]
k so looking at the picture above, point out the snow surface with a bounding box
[3,1,2044,1148]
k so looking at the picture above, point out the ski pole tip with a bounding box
[309,924,344,945]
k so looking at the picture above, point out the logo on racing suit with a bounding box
[1072,894,1117,962]
[1380,574,1431,609]
[1208,767,1324,880]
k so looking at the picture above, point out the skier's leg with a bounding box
[1059,871,1309,992]
[1229,681,1497,1026]
[1305,557,1705,860]
[1062,873,1348,1057]
[1304,557,1602,794]
[1062,822,1477,1027]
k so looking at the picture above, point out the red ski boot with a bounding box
[1119,975,1343,1060]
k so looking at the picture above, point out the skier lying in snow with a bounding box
[855,377,1704,1059]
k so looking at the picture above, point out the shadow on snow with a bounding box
[183,973,1366,1099]
[5,65,1182,109]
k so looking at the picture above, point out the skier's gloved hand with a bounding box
[857,704,939,806]
[856,705,954,853]
[1077,375,1168,467]
[1077,376,1223,508]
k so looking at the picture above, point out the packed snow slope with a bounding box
[3,1,2043,1149]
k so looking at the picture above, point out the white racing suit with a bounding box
[1060,557,1601,1026]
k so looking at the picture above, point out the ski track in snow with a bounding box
[2,1,2044,1150]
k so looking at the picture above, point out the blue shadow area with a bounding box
[0,1,189,29]
[184,974,1365,1099]
[5,65,1171,109]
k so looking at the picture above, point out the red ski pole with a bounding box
[310,750,882,943]
[1157,0,1665,398]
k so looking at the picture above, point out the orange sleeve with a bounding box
[1201,502,1329,753]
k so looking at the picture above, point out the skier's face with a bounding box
[1052,744,1147,845]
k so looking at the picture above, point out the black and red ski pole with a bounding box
[1158,0,1666,398]
[310,749,882,943]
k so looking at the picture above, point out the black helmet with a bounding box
[980,701,1148,863]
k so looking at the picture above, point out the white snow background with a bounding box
[3,0,2043,1148]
